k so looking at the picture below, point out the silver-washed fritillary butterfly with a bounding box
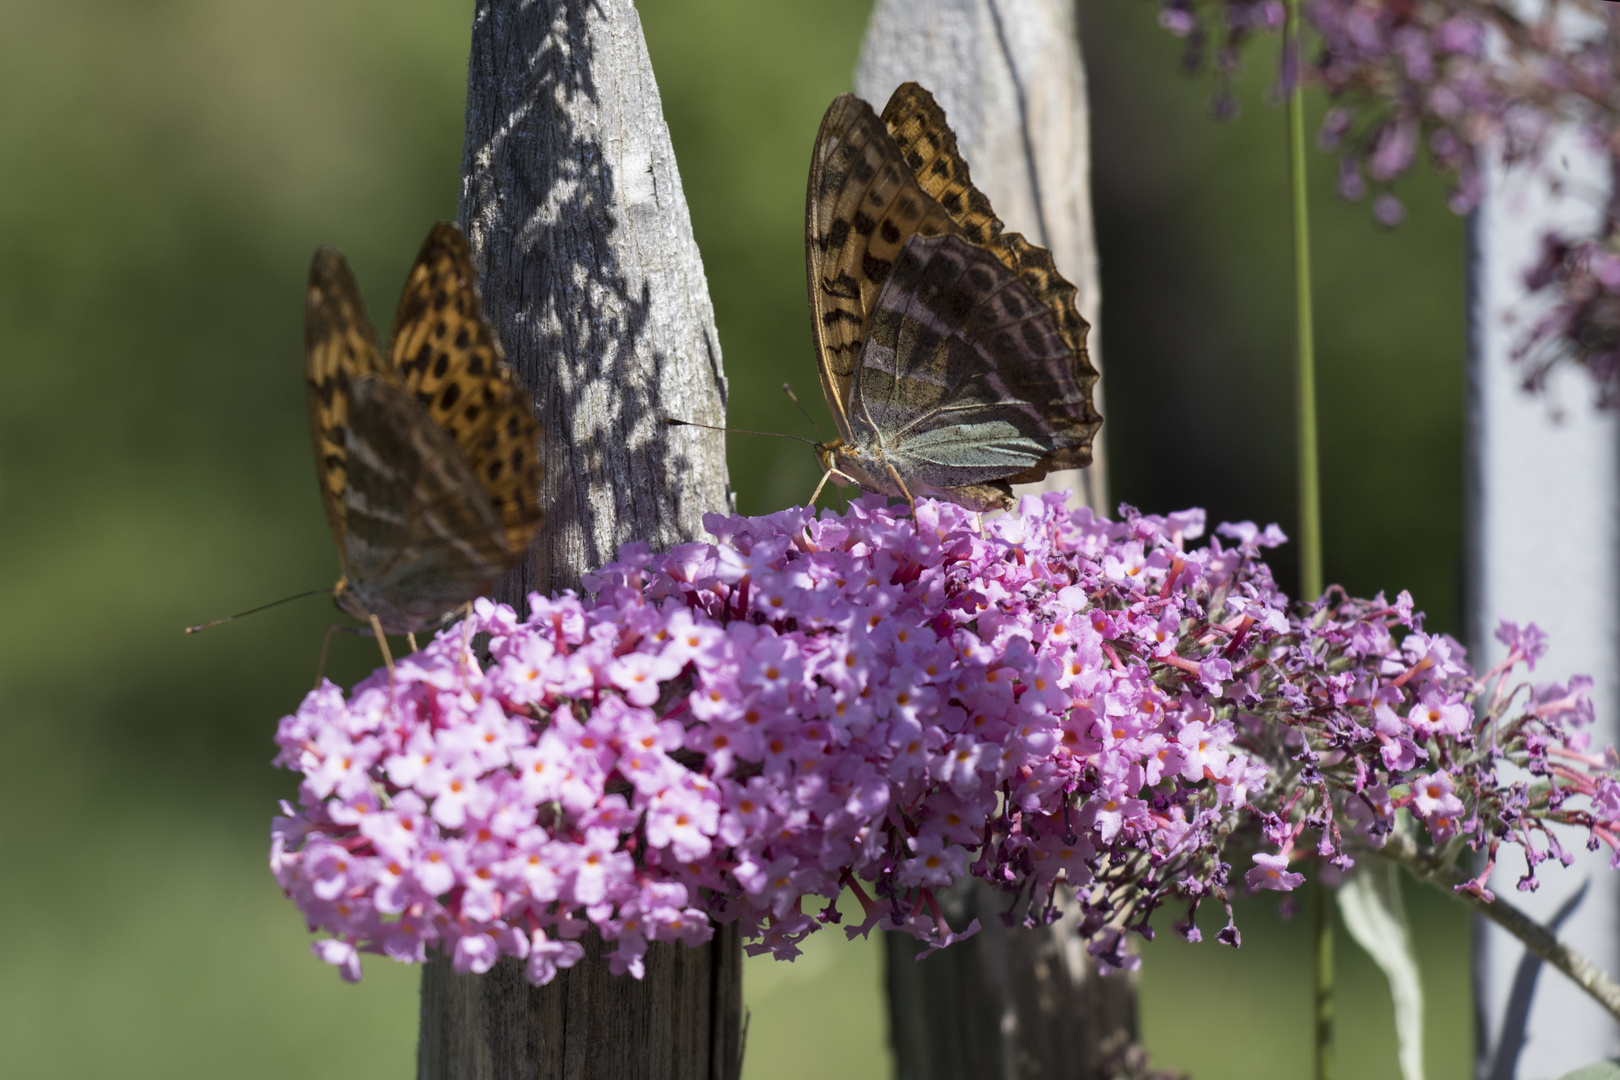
[304,222,542,636]
[805,82,1102,511]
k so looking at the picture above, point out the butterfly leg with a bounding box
[313,624,379,686]
[368,613,397,679]
[314,624,339,689]
[457,602,475,691]
[809,468,836,507]
[407,632,419,653]
[884,463,919,516]
[808,466,861,508]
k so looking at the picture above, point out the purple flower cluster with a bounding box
[1310,0,1539,222]
[1234,597,1610,908]
[1157,0,1287,119]
[270,496,1617,987]
[1517,231,1620,406]
[1153,0,1620,401]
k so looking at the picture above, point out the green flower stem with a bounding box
[1284,0,1329,1076]
[1287,0,1323,604]
[1376,831,1620,1021]
[1314,867,1334,1080]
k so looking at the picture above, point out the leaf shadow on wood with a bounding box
[460,0,719,601]
[422,4,741,1080]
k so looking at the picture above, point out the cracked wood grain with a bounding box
[416,3,740,1077]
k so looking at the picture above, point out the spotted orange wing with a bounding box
[385,224,543,556]
[303,223,543,634]
[305,246,387,557]
[877,83,1006,250]
[805,93,963,441]
[878,83,1101,479]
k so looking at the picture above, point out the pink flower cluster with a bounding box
[270,495,1619,987]
[271,496,1276,983]
[1309,0,1560,221]
[1233,594,1613,909]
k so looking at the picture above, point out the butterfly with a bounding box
[805,82,1102,512]
[304,222,542,643]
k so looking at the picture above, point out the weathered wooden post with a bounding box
[854,3,1141,1078]
[416,2,741,1076]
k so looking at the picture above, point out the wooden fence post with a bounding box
[854,3,1143,1078]
[415,2,741,1077]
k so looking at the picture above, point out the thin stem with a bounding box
[1287,0,1323,604]
[1376,831,1620,1021]
[1284,0,1328,1075]
[1314,866,1334,1080]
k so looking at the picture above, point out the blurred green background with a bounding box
[0,0,1467,1077]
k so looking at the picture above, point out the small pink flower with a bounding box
[900,833,965,889]
[312,938,362,983]
[527,932,586,986]
[1411,771,1458,818]
[1246,852,1304,892]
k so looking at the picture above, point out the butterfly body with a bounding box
[305,224,542,635]
[806,84,1101,511]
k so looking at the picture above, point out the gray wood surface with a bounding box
[886,884,1140,1080]
[855,3,1139,1077]
[416,2,740,1077]
[459,0,731,597]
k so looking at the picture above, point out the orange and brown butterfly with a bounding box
[805,81,1102,512]
[304,222,542,642]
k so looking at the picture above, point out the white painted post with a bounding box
[1467,84,1620,1080]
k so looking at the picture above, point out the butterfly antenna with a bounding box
[185,588,328,634]
[664,418,818,445]
[780,383,827,440]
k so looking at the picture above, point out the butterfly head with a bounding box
[330,574,452,636]
[812,439,902,505]
[812,438,843,477]
[814,438,892,497]
[332,575,360,619]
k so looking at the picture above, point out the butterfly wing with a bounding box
[303,224,543,634]
[806,94,961,441]
[878,83,1007,250]
[386,223,543,558]
[305,246,388,565]
[338,374,515,630]
[879,83,1101,480]
[848,234,1094,505]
